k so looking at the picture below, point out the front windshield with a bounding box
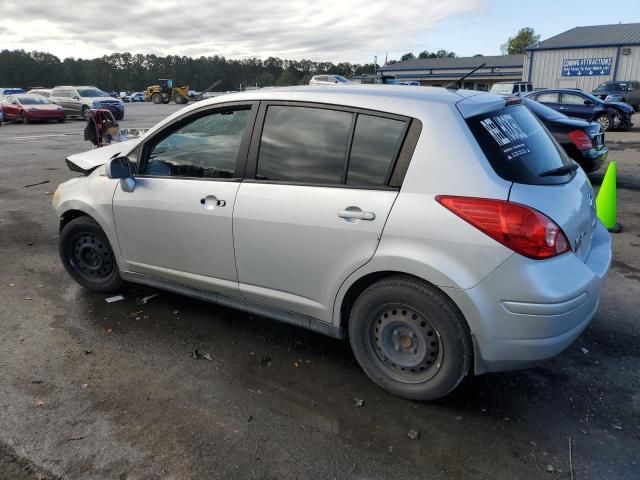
[18,96,51,105]
[78,88,109,98]
[334,76,349,83]
[490,84,514,94]
[596,82,626,92]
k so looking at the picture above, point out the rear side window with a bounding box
[466,104,574,185]
[257,106,352,184]
[347,115,406,186]
[534,92,559,103]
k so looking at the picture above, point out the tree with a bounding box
[418,50,456,59]
[504,27,541,55]
[400,52,415,61]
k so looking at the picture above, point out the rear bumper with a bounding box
[577,147,607,173]
[446,221,612,374]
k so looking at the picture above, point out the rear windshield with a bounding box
[466,104,574,185]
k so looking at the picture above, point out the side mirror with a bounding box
[105,156,136,192]
[73,95,80,100]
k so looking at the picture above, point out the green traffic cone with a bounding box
[596,161,621,233]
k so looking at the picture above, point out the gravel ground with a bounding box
[0,103,638,480]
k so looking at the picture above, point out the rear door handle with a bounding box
[338,209,376,221]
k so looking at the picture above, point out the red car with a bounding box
[1,94,65,124]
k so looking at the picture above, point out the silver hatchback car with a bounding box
[53,86,611,400]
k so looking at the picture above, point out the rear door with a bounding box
[233,102,410,322]
[465,103,597,262]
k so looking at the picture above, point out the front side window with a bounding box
[347,115,406,186]
[142,108,249,179]
[78,88,108,97]
[256,106,352,184]
[561,93,587,105]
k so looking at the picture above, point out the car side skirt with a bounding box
[120,271,347,340]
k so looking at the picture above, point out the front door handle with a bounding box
[338,208,376,222]
[200,195,226,210]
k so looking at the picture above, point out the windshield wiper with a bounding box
[539,163,579,177]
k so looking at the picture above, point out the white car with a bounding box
[309,75,351,85]
[53,86,611,400]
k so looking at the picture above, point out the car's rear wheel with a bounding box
[596,113,612,131]
[59,216,123,292]
[349,275,471,401]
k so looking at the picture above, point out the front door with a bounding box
[559,92,593,120]
[233,103,410,322]
[112,103,256,297]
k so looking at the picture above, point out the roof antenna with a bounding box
[446,63,486,90]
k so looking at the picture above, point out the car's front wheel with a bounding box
[349,275,471,401]
[596,113,613,131]
[59,216,123,292]
[82,105,90,121]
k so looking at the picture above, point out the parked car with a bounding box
[0,87,26,99]
[309,75,351,85]
[523,98,606,173]
[591,81,640,111]
[1,94,65,124]
[524,89,633,131]
[124,92,145,103]
[53,86,611,401]
[26,88,52,98]
[49,86,124,120]
[490,81,533,96]
[360,74,398,85]
[397,81,421,86]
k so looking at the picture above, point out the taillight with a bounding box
[436,196,570,260]
[568,129,593,150]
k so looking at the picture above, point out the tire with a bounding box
[151,93,163,104]
[349,275,471,401]
[173,94,187,105]
[20,112,29,124]
[81,105,90,121]
[596,113,612,131]
[58,216,123,293]
[58,115,66,123]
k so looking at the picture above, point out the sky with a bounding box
[1,0,639,63]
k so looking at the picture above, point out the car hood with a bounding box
[27,104,62,111]
[604,101,633,112]
[65,139,139,174]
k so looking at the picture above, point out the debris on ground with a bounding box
[546,464,555,473]
[407,429,420,440]
[260,356,272,367]
[580,347,589,354]
[105,295,124,303]
[36,401,45,407]
[612,424,623,430]
[202,353,212,361]
[24,180,50,188]
[84,350,93,355]
[81,384,88,389]
[136,293,159,305]
[354,399,365,407]
[191,349,200,359]
[247,415,253,422]
[106,328,113,334]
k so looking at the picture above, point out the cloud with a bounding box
[1,0,484,62]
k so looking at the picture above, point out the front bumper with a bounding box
[446,221,612,374]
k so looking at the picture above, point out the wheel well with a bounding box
[59,210,89,232]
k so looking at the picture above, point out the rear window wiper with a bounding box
[539,163,579,177]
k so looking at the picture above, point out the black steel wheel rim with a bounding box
[367,305,443,384]
[68,233,114,282]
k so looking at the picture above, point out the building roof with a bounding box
[529,23,640,50]
[379,55,523,72]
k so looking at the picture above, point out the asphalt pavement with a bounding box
[0,103,638,479]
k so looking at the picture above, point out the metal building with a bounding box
[524,23,640,91]
[376,55,524,91]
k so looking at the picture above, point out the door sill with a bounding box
[120,271,347,339]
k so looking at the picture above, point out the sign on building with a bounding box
[561,57,612,77]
